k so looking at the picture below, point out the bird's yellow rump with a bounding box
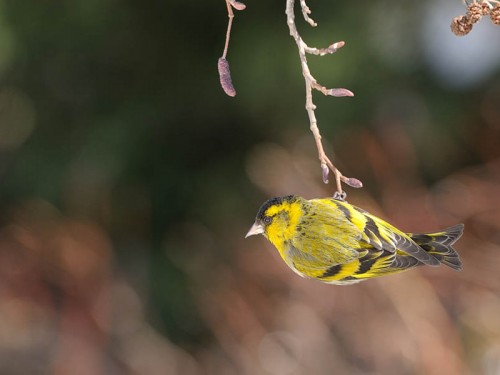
[246,195,463,285]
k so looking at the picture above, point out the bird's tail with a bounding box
[410,224,464,271]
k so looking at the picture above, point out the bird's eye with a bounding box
[263,216,272,225]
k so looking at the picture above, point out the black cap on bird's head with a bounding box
[245,195,298,238]
[255,196,296,220]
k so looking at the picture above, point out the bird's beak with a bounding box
[245,222,264,238]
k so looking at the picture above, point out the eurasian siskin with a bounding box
[246,195,463,285]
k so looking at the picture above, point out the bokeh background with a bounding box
[0,0,500,374]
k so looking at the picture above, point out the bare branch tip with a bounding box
[344,177,363,188]
[299,0,317,26]
[321,163,329,184]
[230,0,246,11]
[328,88,354,97]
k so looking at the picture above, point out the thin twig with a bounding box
[222,0,235,59]
[299,0,317,27]
[219,0,246,97]
[285,0,362,195]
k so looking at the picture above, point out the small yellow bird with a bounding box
[246,195,463,284]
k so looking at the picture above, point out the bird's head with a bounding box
[246,195,304,246]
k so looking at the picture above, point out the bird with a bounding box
[245,195,463,285]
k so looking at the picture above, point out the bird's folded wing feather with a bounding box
[328,199,440,266]
[361,212,440,266]
[289,202,366,267]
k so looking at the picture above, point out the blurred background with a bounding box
[0,0,499,374]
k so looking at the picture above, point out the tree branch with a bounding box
[285,0,362,196]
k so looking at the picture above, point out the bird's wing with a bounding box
[290,200,367,268]
[351,205,440,266]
